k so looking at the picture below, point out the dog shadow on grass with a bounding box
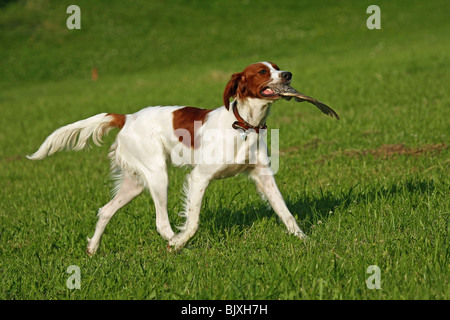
[202,178,437,237]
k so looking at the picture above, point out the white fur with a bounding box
[27,113,112,160]
[28,63,307,255]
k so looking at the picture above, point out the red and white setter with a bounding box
[28,62,313,255]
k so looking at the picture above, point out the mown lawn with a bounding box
[0,0,448,300]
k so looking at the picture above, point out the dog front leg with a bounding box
[169,169,210,251]
[249,166,307,240]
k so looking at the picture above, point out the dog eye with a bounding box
[258,69,267,74]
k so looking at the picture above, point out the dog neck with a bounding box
[232,98,273,131]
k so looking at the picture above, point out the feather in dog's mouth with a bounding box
[261,83,340,120]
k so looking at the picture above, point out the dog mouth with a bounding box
[260,87,279,98]
[260,78,293,98]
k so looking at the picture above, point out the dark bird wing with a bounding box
[274,85,340,120]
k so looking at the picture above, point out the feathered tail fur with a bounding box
[27,113,125,160]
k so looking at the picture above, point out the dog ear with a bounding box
[223,72,243,110]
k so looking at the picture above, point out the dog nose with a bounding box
[281,71,292,81]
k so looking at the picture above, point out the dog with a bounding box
[28,62,336,255]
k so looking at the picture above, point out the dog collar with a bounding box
[231,101,267,135]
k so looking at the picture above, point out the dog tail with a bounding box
[27,113,126,160]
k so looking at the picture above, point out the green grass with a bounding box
[0,0,448,300]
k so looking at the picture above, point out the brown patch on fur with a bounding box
[223,62,275,109]
[172,107,213,148]
[107,113,126,129]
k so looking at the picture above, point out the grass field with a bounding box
[0,0,448,300]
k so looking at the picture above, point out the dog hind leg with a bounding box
[144,166,175,241]
[169,168,211,250]
[86,174,143,256]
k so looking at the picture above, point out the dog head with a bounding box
[223,62,292,110]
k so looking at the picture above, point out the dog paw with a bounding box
[167,242,184,253]
[294,230,308,241]
[167,235,188,252]
[166,242,177,253]
[86,237,98,256]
